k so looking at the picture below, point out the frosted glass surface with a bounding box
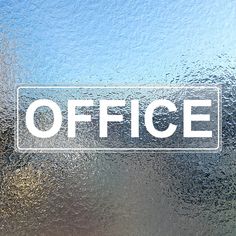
[0,1,236,235]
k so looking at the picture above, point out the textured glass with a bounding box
[17,86,220,151]
[0,1,236,236]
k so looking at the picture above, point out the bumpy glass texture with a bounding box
[0,1,236,235]
[17,86,220,151]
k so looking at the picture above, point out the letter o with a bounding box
[26,99,62,138]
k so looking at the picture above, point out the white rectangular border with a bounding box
[16,85,221,152]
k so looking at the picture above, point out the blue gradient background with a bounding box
[1,0,236,84]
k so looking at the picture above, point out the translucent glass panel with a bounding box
[0,1,236,235]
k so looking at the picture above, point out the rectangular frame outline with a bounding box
[16,85,221,152]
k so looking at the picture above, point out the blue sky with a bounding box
[1,0,236,84]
